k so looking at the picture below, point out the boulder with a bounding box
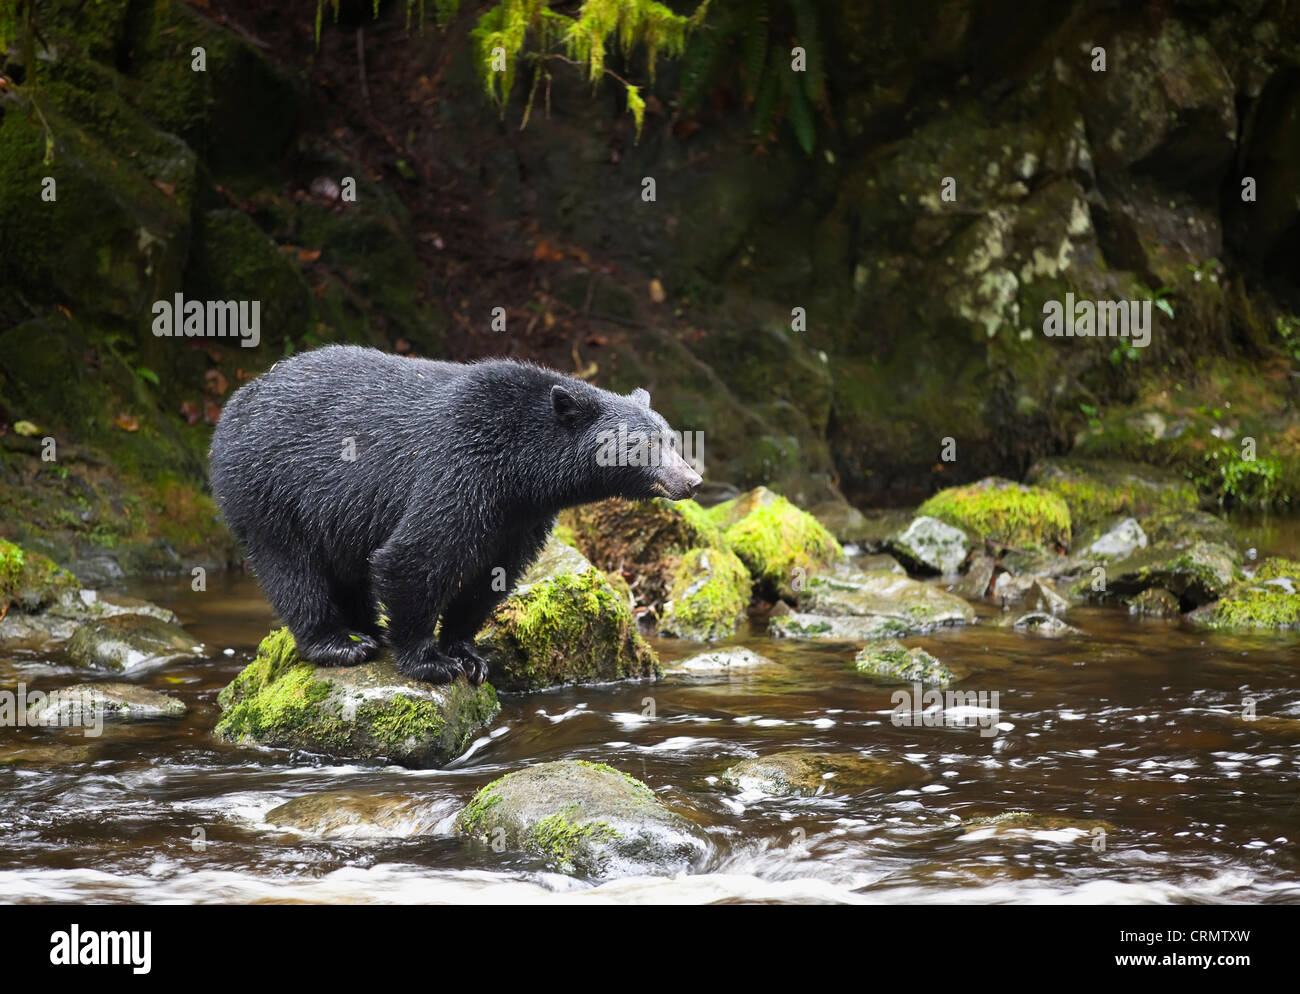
[658,547,752,641]
[476,538,659,690]
[64,614,201,672]
[216,628,499,768]
[454,760,711,878]
[917,477,1071,552]
[854,640,954,687]
[887,515,970,574]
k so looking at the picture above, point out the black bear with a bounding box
[209,345,701,684]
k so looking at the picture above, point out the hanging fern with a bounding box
[678,0,829,155]
[470,0,708,139]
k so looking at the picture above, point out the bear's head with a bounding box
[551,382,702,502]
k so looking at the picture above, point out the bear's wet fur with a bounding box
[209,345,702,684]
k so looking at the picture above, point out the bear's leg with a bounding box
[439,523,552,685]
[249,550,379,667]
[370,537,464,685]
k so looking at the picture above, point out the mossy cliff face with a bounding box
[475,538,659,691]
[216,628,500,767]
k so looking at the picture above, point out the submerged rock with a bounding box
[454,760,710,878]
[916,477,1071,552]
[477,537,659,691]
[658,546,752,641]
[216,628,499,768]
[705,487,843,599]
[887,515,970,575]
[1127,587,1181,618]
[959,811,1114,839]
[666,646,777,675]
[854,640,954,687]
[795,570,975,630]
[64,614,201,672]
[1010,612,1082,636]
[721,750,927,797]
[27,683,186,723]
[265,790,447,839]
[768,609,910,641]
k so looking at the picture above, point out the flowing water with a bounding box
[2,518,1298,904]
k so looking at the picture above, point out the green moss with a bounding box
[0,538,79,611]
[1254,557,1300,581]
[574,760,656,798]
[527,809,620,873]
[551,523,579,549]
[1027,459,1197,529]
[455,778,508,837]
[659,546,751,640]
[477,566,658,691]
[918,478,1071,551]
[854,639,953,686]
[713,493,842,599]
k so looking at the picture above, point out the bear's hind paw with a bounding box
[298,631,380,667]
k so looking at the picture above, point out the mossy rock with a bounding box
[561,497,724,610]
[720,750,927,797]
[476,538,658,691]
[1088,539,1241,608]
[1189,558,1300,632]
[886,515,970,575]
[1127,587,1181,617]
[854,639,954,687]
[454,760,711,878]
[1026,458,1198,529]
[1138,509,1237,548]
[705,487,843,599]
[795,570,975,630]
[27,682,186,723]
[64,614,199,672]
[917,477,1071,552]
[216,628,500,768]
[658,546,752,640]
[768,607,912,642]
[0,539,79,612]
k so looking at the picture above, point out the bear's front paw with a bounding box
[444,640,490,686]
[395,642,465,685]
[298,630,380,667]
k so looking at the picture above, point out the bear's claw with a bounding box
[299,630,380,667]
[444,641,490,686]
[396,644,466,685]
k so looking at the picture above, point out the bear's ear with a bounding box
[551,384,592,428]
[630,388,651,408]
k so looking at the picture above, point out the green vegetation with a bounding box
[917,479,1071,552]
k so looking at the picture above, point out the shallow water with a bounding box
[2,523,1299,905]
